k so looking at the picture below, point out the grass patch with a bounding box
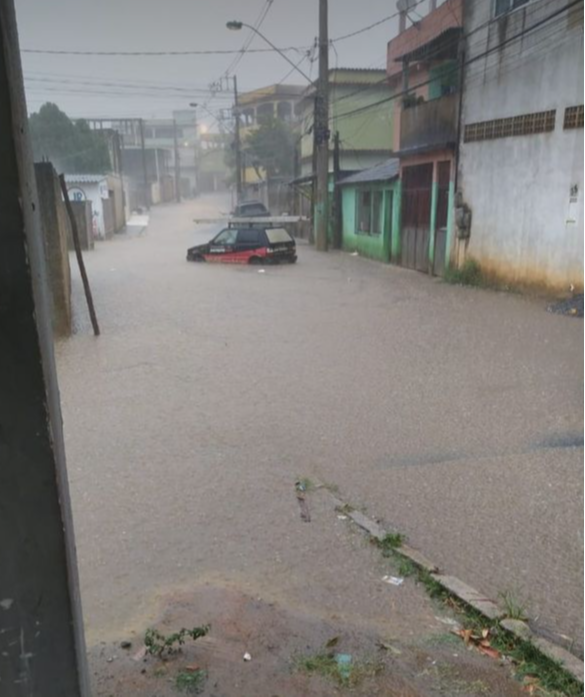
[175,669,207,694]
[144,625,209,659]
[335,502,354,515]
[444,259,484,286]
[498,589,529,621]
[295,650,384,688]
[370,531,583,696]
[378,532,406,554]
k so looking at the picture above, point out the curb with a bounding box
[326,491,584,685]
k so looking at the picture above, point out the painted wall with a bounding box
[341,182,398,262]
[300,69,394,171]
[458,0,584,291]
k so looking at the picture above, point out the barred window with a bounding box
[464,110,556,142]
[564,105,584,130]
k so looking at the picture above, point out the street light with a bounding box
[225,20,313,83]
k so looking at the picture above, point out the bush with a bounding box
[444,259,483,286]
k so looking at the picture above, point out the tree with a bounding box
[29,102,111,173]
[244,117,296,179]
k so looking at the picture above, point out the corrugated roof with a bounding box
[339,159,399,185]
[64,174,107,184]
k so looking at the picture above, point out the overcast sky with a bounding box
[15,0,435,128]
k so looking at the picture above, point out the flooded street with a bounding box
[55,194,582,693]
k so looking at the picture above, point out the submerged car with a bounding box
[187,226,297,264]
[232,200,271,217]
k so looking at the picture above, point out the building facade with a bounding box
[65,173,125,239]
[339,159,400,262]
[457,0,584,291]
[386,0,462,277]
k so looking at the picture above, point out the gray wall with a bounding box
[70,200,93,251]
[458,0,584,291]
[35,162,72,335]
[0,0,89,693]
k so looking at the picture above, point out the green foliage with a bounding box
[175,669,207,694]
[244,117,296,178]
[379,532,406,552]
[29,102,111,173]
[444,259,484,286]
[144,625,210,658]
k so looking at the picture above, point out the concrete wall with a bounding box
[458,0,584,291]
[69,200,93,251]
[107,174,125,232]
[1,1,89,692]
[34,162,72,336]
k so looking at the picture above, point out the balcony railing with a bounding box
[400,93,458,152]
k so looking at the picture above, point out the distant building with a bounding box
[298,68,393,179]
[64,173,125,239]
[198,132,230,193]
[239,83,306,131]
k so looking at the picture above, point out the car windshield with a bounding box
[212,228,237,245]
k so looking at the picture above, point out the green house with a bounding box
[339,159,400,263]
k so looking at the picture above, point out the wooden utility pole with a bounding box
[332,130,342,249]
[314,0,329,251]
[59,175,100,336]
[233,74,243,201]
[173,118,181,202]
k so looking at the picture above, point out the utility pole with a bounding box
[138,119,150,209]
[173,118,181,202]
[233,75,243,201]
[314,0,329,251]
[332,130,342,249]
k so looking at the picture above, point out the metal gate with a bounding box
[401,163,433,272]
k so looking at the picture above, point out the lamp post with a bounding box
[226,14,329,251]
[226,21,313,83]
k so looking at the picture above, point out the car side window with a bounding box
[213,228,237,245]
[236,229,260,245]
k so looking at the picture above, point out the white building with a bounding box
[457,0,584,291]
[65,174,125,239]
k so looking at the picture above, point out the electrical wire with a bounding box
[330,0,579,125]
[21,45,302,57]
[331,0,428,42]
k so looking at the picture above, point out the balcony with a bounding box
[399,93,458,154]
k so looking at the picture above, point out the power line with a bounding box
[331,0,579,124]
[21,45,304,57]
[331,0,427,42]
[223,0,275,77]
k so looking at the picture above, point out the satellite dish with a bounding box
[397,0,416,11]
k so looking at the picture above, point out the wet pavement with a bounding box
[55,194,583,693]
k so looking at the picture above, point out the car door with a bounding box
[235,228,262,261]
[207,228,237,261]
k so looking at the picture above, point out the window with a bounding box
[464,110,555,142]
[266,228,293,244]
[356,190,384,235]
[356,191,371,233]
[564,105,584,130]
[495,0,529,17]
[372,192,383,235]
[236,229,260,245]
[213,228,238,245]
